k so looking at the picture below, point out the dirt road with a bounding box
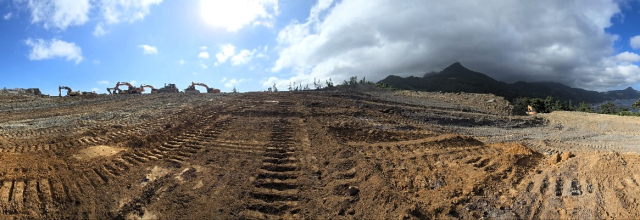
[0,90,638,219]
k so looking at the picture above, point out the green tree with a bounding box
[577,102,594,113]
[632,99,640,110]
[599,102,618,114]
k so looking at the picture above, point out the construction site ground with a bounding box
[1,89,640,219]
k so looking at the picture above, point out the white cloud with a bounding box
[93,23,107,36]
[614,52,640,63]
[179,59,185,65]
[231,49,256,65]
[272,0,639,90]
[198,51,210,59]
[221,77,227,82]
[25,38,83,64]
[200,62,208,69]
[97,80,110,85]
[138,45,157,55]
[3,13,12,20]
[99,0,163,24]
[200,0,278,31]
[216,44,236,64]
[224,78,244,88]
[21,0,91,30]
[631,36,640,50]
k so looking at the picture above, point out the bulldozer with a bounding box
[114,82,144,94]
[140,84,158,94]
[157,83,179,93]
[185,82,220,94]
[59,86,81,97]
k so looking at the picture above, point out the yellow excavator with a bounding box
[526,105,538,115]
[185,82,220,94]
[59,86,81,97]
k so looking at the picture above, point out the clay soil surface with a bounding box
[0,90,640,219]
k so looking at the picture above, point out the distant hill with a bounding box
[378,62,640,104]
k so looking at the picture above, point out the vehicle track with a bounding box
[243,117,302,219]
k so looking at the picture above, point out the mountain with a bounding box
[378,62,640,104]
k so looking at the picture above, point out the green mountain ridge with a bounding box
[378,62,640,104]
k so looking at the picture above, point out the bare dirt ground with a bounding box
[0,89,639,219]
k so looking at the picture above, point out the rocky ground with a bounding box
[0,89,638,219]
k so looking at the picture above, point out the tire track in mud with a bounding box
[244,118,302,219]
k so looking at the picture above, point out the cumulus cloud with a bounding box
[631,36,640,50]
[215,44,236,64]
[3,12,12,20]
[97,80,110,85]
[200,0,278,31]
[18,0,162,33]
[232,49,256,65]
[93,23,107,36]
[198,51,210,59]
[138,45,157,54]
[614,52,640,63]
[224,78,244,88]
[99,0,163,24]
[20,0,91,30]
[25,38,83,64]
[271,0,637,91]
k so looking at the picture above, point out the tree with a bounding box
[232,87,238,93]
[599,102,618,114]
[632,99,640,110]
[326,78,334,88]
[577,102,594,113]
[273,83,278,92]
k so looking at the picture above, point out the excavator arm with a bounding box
[58,86,72,97]
[192,82,220,93]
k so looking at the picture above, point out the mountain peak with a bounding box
[441,62,471,74]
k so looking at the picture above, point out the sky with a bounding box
[1,0,640,95]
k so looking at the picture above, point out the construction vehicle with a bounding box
[59,86,81,97]
[106,87,121,95]
[141,84,158,94]
[157,83,179,93]
[526,105,538,115]
[114,82,144,94]
[185,82,220,94]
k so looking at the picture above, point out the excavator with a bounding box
[185,82,221,94]
[106,87,121,95]
[59,86,81,97]
[114,82,144,94]
[140,84,158,94]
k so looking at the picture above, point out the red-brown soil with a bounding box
[0,90,639,219]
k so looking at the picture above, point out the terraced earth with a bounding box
[0,90,639,219]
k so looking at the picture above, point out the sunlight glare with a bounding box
[200,0,267,31]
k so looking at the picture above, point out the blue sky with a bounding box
[1,0,640,95]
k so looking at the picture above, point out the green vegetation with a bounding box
[513,96,640,117]
[513,96,574,114]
